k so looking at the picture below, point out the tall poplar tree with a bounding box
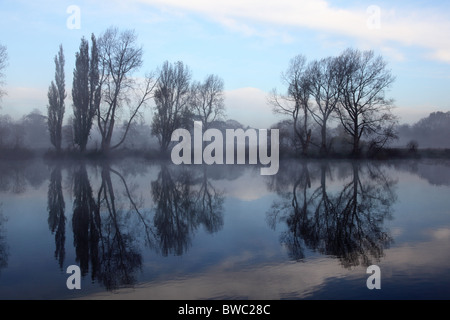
[47,45,66,153]
[72,34,100,152]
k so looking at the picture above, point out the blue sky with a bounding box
[1,0,450,128]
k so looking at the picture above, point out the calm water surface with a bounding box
[0,158,449,300]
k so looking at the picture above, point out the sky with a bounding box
[1,0,450,128]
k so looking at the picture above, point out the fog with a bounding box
[1,108,449,160]
[394,111,450,149]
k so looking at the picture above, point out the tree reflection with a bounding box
[326,162,396,267]
[93,164,143,290]
[267,161,314,260]
[151,164,224,256]
[0,162,26,194]
[45,161,226,291]
[0,160,48,194]
[152,165,195,256]
[47,165,66,269]
[71,163,99,279]
[267,160,396,268]
[69,162,145,290]
[194,166,224,234]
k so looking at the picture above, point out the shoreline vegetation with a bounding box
[1,144,449,162]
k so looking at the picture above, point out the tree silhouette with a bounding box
[152,61,192,154]
[72,34,101,153]
[190,74,226,130]
[336,49,397,156]
[307,57,343,155]
[97,27,155,153]
[269,55,312,156]
[47,45,66,153]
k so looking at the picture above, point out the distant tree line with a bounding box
[396,111,450,150]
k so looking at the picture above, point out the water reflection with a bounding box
[151,164,224,256]
[0,204,7,276]
[47,164,66,269]
[194,166,225,234]
[4,158,448,298]
[45,161,226,290]
[94,164,143,290]
[59,163,147,290]
[0,160,48,194]
[71,163,100,280]
[267,160,397,268]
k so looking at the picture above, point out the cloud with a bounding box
[76,226,450,300]
[76,252,353,300]
[136,0,450,63]
[380,46,406,62]
[218,167,272,201]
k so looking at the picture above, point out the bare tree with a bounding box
[97,27,155,153]
[269,55,312,156]
[47,45,66,153]
[72,34,101,153]
[0,44,8,105]
[307,56,343,155]
[336,48,397,156]
[190,74,225,130]
[152,60,192,154]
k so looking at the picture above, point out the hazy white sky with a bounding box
[1,0,450,127]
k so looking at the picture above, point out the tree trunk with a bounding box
[320,121,327,156]
[353,118,360,157]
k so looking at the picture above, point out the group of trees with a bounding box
[46,28,151,154]
[270,48,398,157]
[2,31,441,160]
[152,62,225,154]
[45,26,225,156]
[46,39,396,158]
